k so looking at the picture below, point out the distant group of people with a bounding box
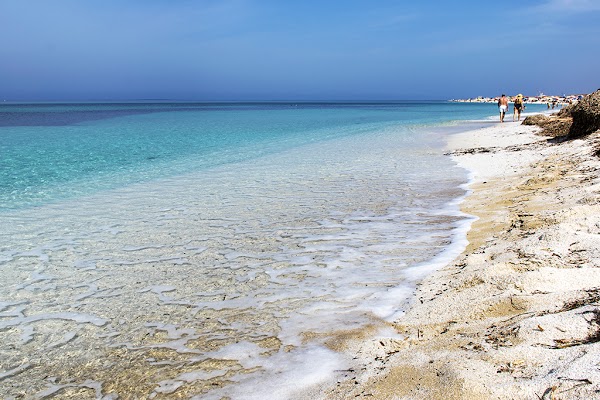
[497,93,525,123]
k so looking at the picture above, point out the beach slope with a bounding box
[325,118,600,399]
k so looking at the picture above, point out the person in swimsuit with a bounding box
[498,94,509,123]
[513,94,524,121]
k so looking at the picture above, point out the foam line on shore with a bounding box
[320,119,600,399]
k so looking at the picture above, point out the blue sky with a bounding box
[1,0,599,100]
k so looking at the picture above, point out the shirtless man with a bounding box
[498,94,509,123]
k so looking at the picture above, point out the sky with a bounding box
[1,0,599,101]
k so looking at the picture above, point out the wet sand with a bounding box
[322,121,600,399]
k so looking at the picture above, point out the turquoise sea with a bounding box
[0,101,545,399]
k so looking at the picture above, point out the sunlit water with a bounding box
[0,102,546,399]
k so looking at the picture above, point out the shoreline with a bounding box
[322,120,600,398]
[0,105,492,399]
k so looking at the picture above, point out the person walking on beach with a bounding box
[513,94,524,121]
[498,94,509,123]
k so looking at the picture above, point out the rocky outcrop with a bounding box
[522,114,572,138]
[522,89,600,139]
[566,89,600,139]
[522,114,550,126]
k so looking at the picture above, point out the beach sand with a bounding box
[322,121,600,399]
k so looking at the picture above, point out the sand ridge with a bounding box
[323,122,600,399]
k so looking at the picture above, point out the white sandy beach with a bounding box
[322,120,600,399]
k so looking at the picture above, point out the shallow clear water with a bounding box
[0,102,544,399]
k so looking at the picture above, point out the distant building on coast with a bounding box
[450,93,586,105]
